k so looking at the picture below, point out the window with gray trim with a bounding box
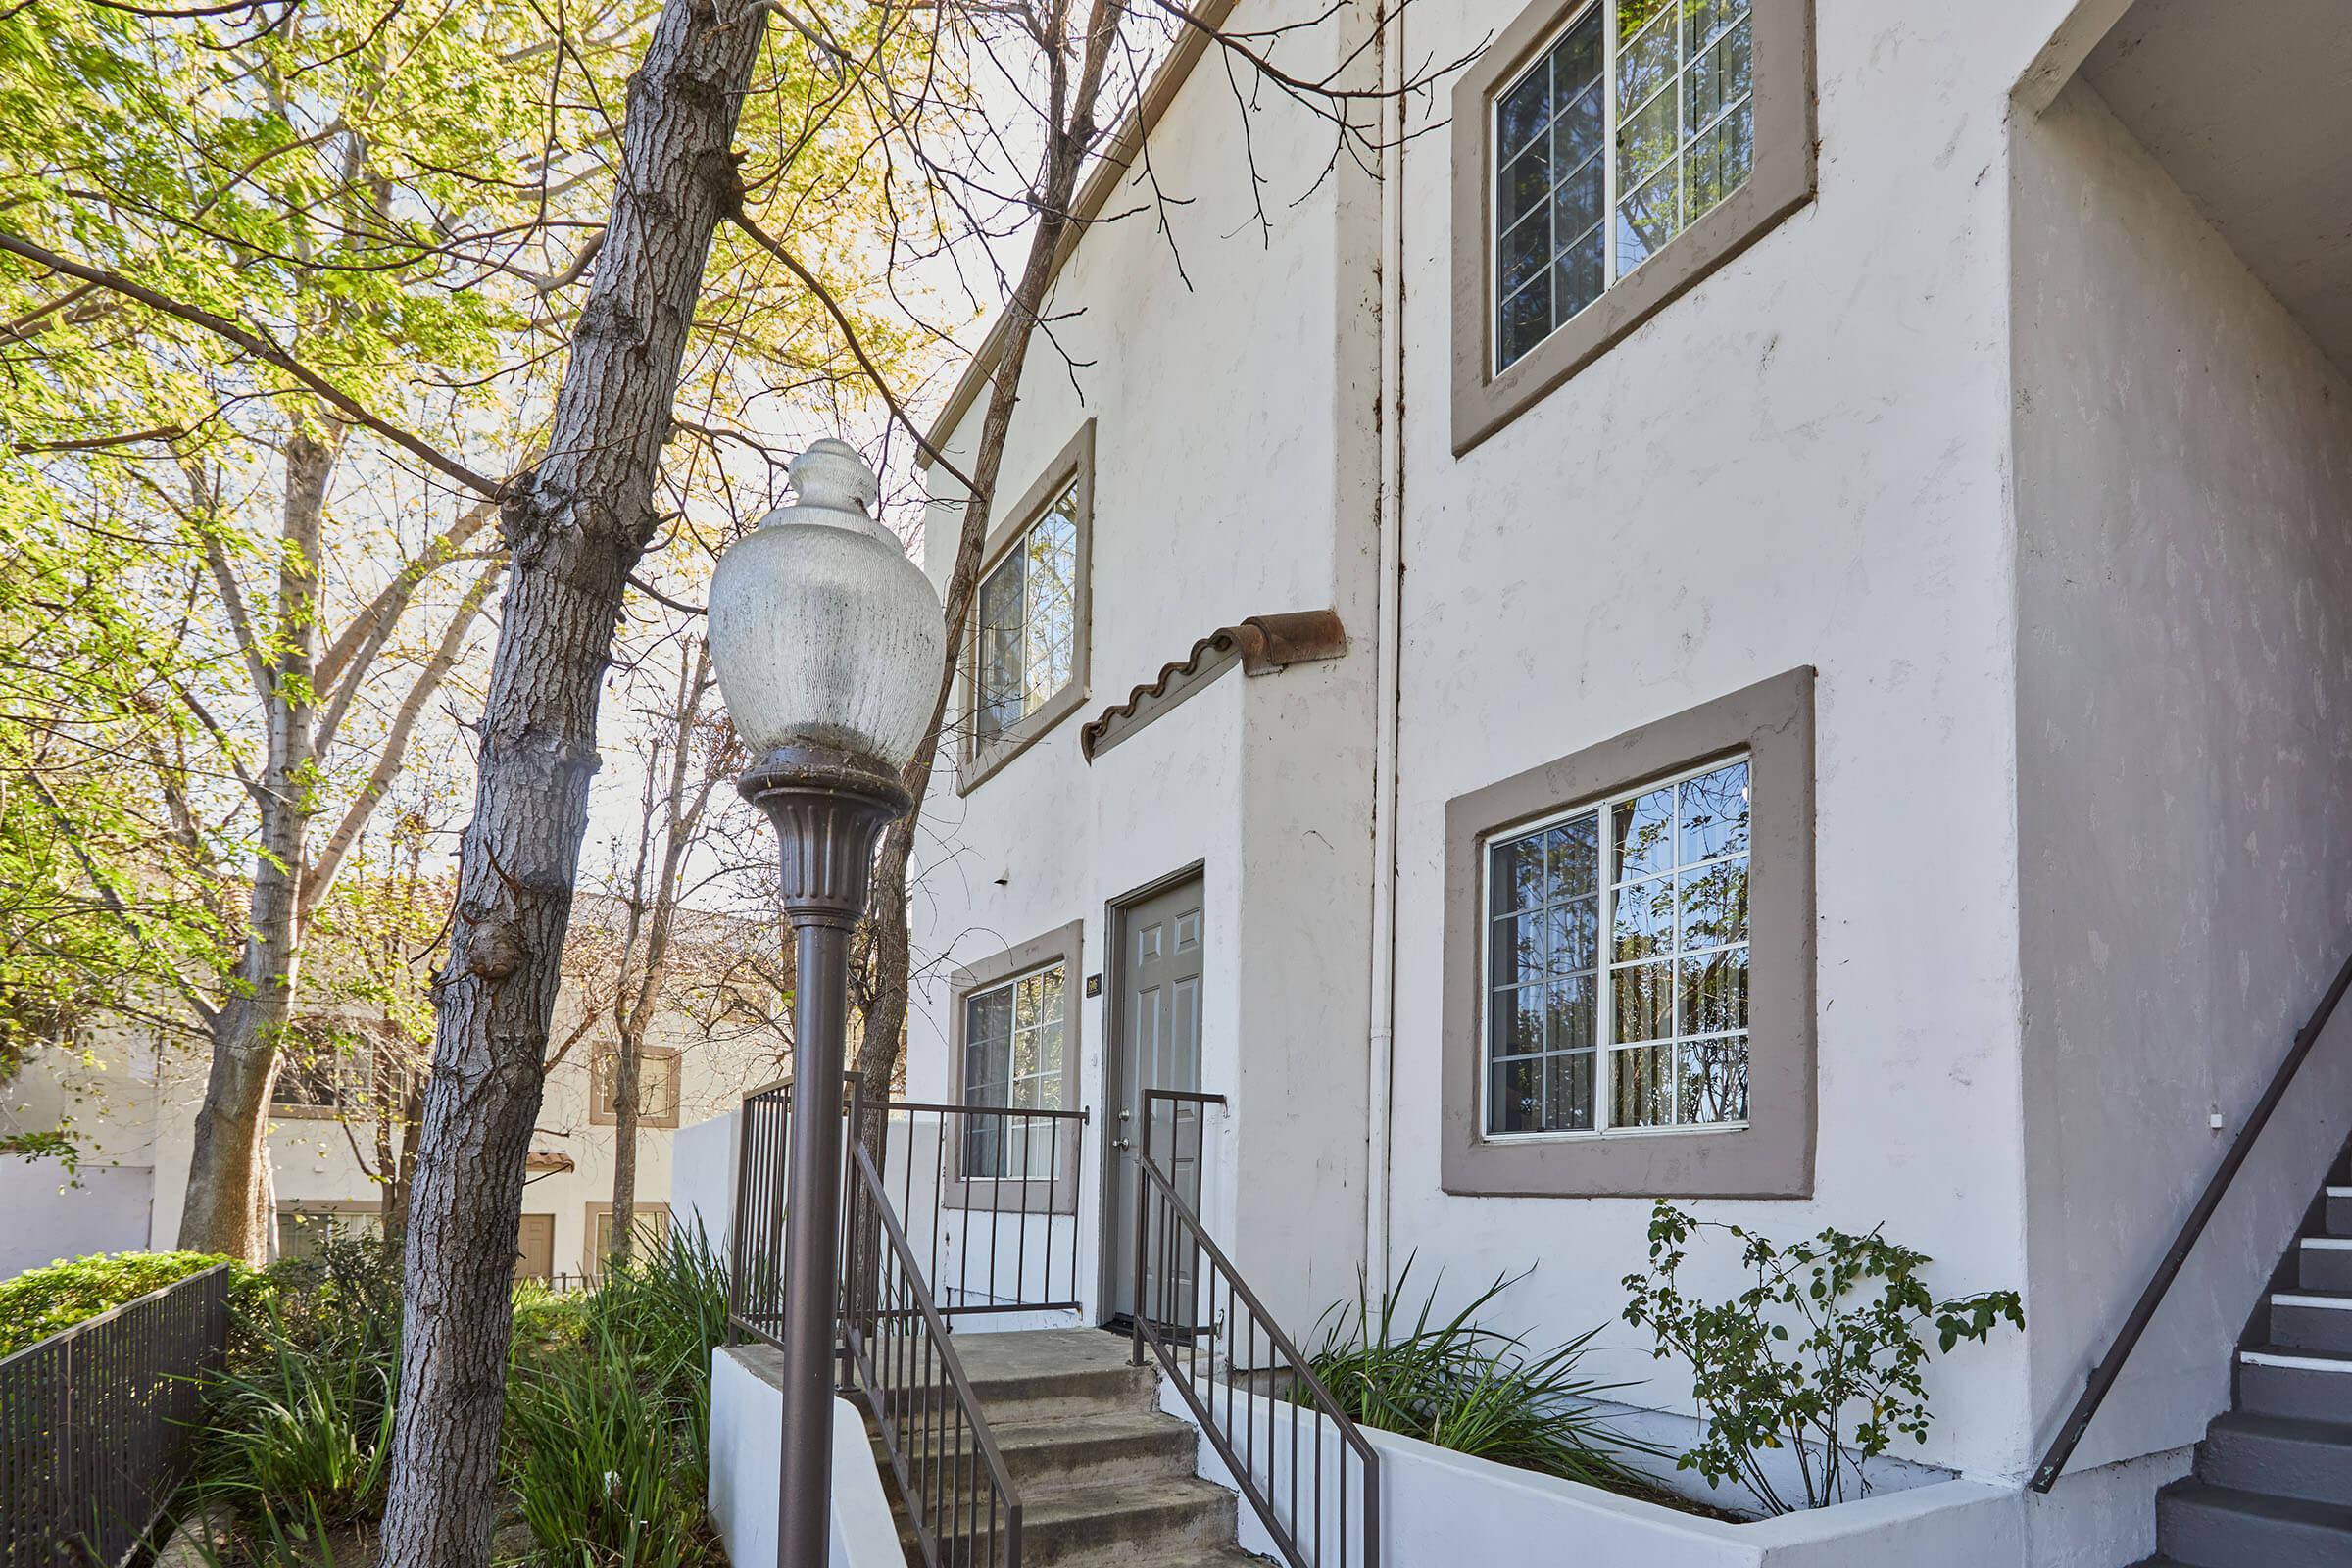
[1485,756,1750,1137]
[1493,0,1755,372]
[944,919,1084,1213]
[960,422,1094,790]
[976,488,1079,744]
[1451,0,1813,454]
[961,960,1067,1178]
[1442,668,1813,1199]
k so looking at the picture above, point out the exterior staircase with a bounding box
[869,1327,1266,1568]
[2140,1153,2352,1566]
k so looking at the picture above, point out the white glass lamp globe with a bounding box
[707,439,944,775]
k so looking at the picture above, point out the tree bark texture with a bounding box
[377,2,769,1561]
[179,418,341,1259]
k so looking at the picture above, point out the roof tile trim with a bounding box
[1079,609,1347,761]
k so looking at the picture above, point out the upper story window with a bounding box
[1484,757,1750,1137]
[1494,0,1754,372]
[1450,0,1813,453]
[591,1046,679,1129]
[962,961,1066,1178]
[976,486,1079,743]
[960,422,1095,791]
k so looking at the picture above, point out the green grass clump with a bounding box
[1303,1257,1657,1493]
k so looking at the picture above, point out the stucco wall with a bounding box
[1377,0,2068,1480]
[2010,79,2352,1471]
[910,0,1383,1334]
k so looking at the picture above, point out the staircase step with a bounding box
[1008,1476,1240,1568]
[2296,1238,2352,1292]
[2328,1188,2352,1235]
[873,1407,1200,1495]
[2273,1291,2352,1352]
[2157,1480,2352,1568]
[2238,1346,2352,1421]
[2199,1412,2352,1507]
[945,1329,1162,1423]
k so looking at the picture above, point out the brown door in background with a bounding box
[514,1213,555,1282]
[1106,871,1204,1324]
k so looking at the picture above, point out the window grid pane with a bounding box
[975,483,1081,749]
[1494,0,1754,373]
[963,963,1066,1177]
[1486,755,1750,1138]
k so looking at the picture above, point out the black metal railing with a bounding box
[2031,946,2352,1492]
[843,1138,1023,1568]
[728,1080,1088,1343]
[878,1101,1087,1318]
[0,1262,232,1568]
[1132,1090,1380,1568]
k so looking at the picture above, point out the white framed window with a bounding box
[975,484,1080,745]
[961,960,1067,1178]
[1492,0,1755,373]
[1482,754,1751,1137]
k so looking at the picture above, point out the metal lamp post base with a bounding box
[740,744,909,1568]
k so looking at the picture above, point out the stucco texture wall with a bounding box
[2011,79,2352,1472]
[909,0,1383,1333]
[1383,0,2063,1480]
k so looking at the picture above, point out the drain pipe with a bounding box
[1363,0,1406,1299]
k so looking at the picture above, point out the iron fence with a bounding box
[0,1263,232,1568]
[1133,1090,1379,1568]
[727,1081,1088,1346]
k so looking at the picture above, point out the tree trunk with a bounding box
[609,1020,644,1272]
[178,419,339,1259]
[377,2,769,1560]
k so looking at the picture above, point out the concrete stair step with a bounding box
[945,1329,1161,1424]
[893,1476,1238,1568]
[2236,1346,2352,1421]
[2326,1187,2352,1235]
[2198,1411,2352,1507]
[2295,1237,2352,1293]
[2157,1480,2352,1568]
[872,1406,1200,1495]
[2271,1291,2352,1353]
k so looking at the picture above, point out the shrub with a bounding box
[0,1250,243,1355]
[1303,1257,1655,1493]
[193,1324,398,1527]
[503,1318,715,1568]
[501,1223,731,1567]
[1621,1200,2025,1515]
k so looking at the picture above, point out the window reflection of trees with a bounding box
[975,484,1080,745]
[961,964,1065,1179]
[1486,756,1750,1136]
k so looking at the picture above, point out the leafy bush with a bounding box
[194,1324,398,1527]
[1303,1258,1655,1493]
[0,1250,242,1355]
[1621,1200,2025,1515]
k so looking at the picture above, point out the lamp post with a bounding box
[707,438,943,1567]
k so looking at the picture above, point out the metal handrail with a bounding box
[2030,945,2352,1492]
[842,1139,1023,1567]
[1131,1092,1380,1568]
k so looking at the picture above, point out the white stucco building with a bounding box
[864,0,2352,1561]
[3,917,787,1283]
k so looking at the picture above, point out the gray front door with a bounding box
[1106,872,1204,1323]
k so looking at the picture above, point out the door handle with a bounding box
[1112,1138,1133,1151]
